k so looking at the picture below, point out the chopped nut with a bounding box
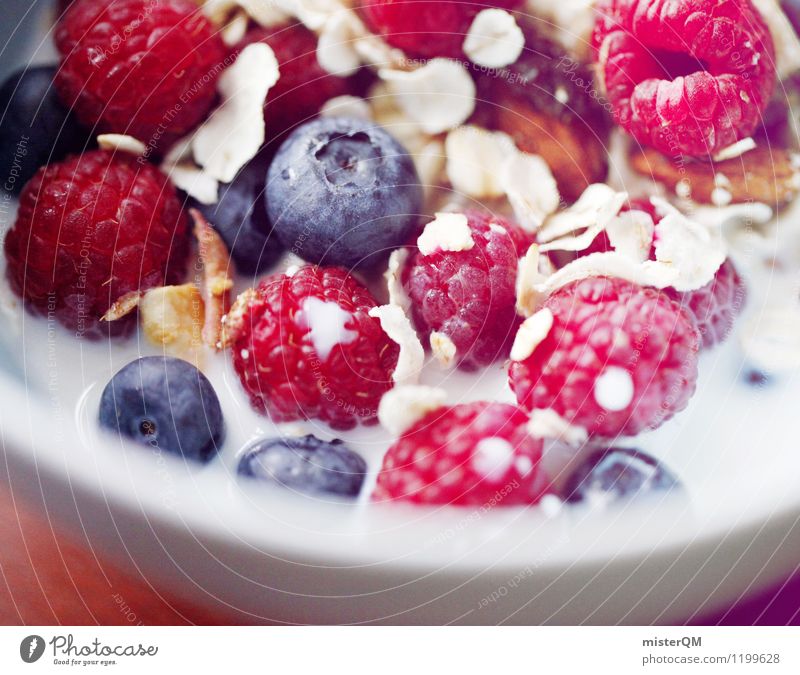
[191,209,234,348]
[101,291,142,322]
[97,134,146,156]
[140,284,205,360]
[430,331,457,368]
[630,145,800,208]
[219,288,257,349]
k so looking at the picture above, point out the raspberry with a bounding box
[55,0,226,150]
[4,150,188,338]
[231,265,399,430]
[239,25,354,141]
[666,259,746,349]
[508,276,700,437]
[559,200,746,349]
[358,0,523,59]
[593,0,776,157]
[403,212,530,371]
[373,402,548,506]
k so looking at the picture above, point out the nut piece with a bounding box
[630,145,800,208]
[140,284,205,358]
[191,209,234,348]
[101,291,143,322]
[219,288,257,350]
[495,99,609,202]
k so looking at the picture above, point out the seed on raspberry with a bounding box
[592,0,776,157]
[402,211,531,371]
[509,276,700,437]
[238,24,354,141]
[358,0,523,59]
[373,401,548,506]
[4,150,189,338]
[230,265,400,430]
[55,0,226,150]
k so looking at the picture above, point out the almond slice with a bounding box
[629,145,800,208]
[190,209,234,349]
[100,290,142,322]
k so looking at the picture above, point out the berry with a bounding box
[359,0,523,59]
[192,155,282,277]
[665,259,746,349]
[480,29,611,201]
[266,117,423,270]
[403,211,530,370]
[562,200,746,349]
[562,447,680,504]
[231,265,399,430]
[0,66,88,196]
[509,276,700,438]
[238,24,354,142]
[99,356,225,462]
[373,402,548,506]
[55,0,226,150]
[238,435,367,497]
[592,0,776,157]
[4,150,188,338]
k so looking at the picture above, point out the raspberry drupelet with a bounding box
[55,0,227,150]
[4,150,188,338]
[403,211,531,370]
[592,0,776,157]
[509,276,700,438]
[230,265,400,430]
[373,402,548,506]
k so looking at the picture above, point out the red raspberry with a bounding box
[509,277,700,438]
[592,0,776,157]
[231,265,399,430]
[558,200,746,349]
[665,259,746,349]
[373,402,548,506]
[4,150,188,339]
[55,0,226,150]
[239,25,354,141]
[403,212,531,371]
[359,0,523,59]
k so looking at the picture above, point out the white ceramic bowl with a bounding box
[2,0,800,625]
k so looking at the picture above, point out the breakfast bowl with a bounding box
[1,0,800,625]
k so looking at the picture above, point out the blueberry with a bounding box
[99,356,224,463]
[562,448,680,505]
[238,434,367,497]
[266,116,423,270]
[192,154,283,276]
[0,65,87,195]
